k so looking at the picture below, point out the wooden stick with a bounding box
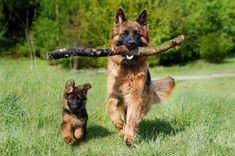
[48,35,184,60]
[137,35,184,56]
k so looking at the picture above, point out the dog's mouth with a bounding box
[125,54,134,60]
[121,54,138,67]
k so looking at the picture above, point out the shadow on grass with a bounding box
[71,125,112,147]
[86,125,112,141]
[138,118,188,141]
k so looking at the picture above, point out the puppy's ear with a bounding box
[64,79,75,94]
[136,10,147,27]
[115,8,127,25]
[78,83,92,94]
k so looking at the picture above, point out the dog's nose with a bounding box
[126,41,136,49]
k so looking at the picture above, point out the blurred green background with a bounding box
[0,0,234,68]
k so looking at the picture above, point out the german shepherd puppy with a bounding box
[107,8,175,145]
[61,79,91,143]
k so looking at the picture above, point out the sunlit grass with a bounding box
[150,57,235,78]
[0,59,234,155]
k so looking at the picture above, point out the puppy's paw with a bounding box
[124,134,134,145]
[63,136,73,144]
[74,128,83,141]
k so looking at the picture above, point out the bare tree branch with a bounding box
[48,35,184,60]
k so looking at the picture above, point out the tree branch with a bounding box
[48,35,184,60]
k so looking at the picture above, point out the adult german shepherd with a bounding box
[107,8,175,145]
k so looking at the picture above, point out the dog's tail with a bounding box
[151,76,175,104]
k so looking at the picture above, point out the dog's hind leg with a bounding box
[108,95,125,130]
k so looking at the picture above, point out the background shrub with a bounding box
[0,0,234,68]
[199,33,233,63]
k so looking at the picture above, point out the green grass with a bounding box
[150,57,235,78]
[0,58,234,156]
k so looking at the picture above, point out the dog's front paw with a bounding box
[124,134,134,145]
[63,136,73,144]
[113,120,124,130]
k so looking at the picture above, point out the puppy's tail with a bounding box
[151,76,175,104]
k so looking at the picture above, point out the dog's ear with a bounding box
[78,83,92,94]
[64,79,75,94]
[115,8,127,25]
[136,10,147,27]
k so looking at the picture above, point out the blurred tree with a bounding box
[0,0,39,56]
[0,0,234,67]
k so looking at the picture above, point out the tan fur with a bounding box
[61,110,85,143]
[151,77,175,103]
[107,9,175,145]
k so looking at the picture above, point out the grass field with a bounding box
[0,58,235,156]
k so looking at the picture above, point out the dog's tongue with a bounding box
[126,55,134,60]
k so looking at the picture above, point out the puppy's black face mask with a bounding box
[66,93,86,112]
[64,80,91,112]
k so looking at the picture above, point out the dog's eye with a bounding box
[122,30,129,36]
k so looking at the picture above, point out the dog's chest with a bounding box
[117,72,146,95]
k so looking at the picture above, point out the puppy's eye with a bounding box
[76,95,82,100]
[133,30,138,34]
[68,99,73,103]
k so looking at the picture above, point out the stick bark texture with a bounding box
[48,35,184,60]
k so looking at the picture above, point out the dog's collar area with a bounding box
[63,107,87,121]
[63,107,83,114]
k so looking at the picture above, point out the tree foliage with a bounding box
[0,0,234,67]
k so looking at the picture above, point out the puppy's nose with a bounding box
[70,100,78,110]
[71,104,78,110]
